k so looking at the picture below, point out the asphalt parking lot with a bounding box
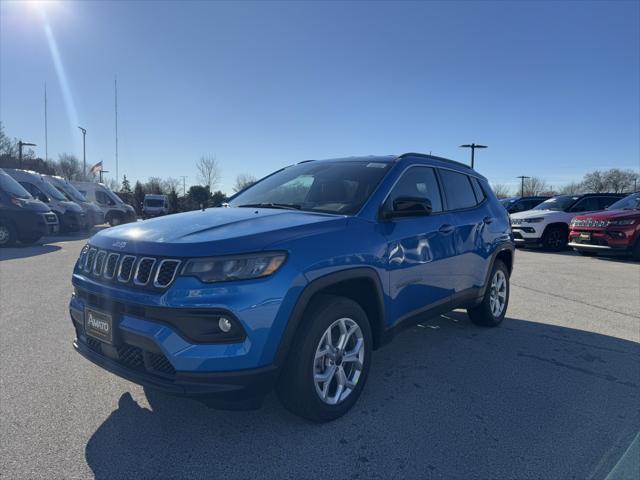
[1,236,639,479]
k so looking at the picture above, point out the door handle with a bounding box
[439,224,455,234]
[483,216,495,224]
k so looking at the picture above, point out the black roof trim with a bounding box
[397,152,473,171]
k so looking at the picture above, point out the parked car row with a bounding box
[506,192,639,259]
[0,168,136,247]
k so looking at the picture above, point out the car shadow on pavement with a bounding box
[0,227,108,261]
[84,313,640,480]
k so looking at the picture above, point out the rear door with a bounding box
[382,166,457,323]
[438,169,492,292]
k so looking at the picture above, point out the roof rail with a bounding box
[397,152,473,170]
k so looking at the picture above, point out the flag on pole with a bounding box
[89,161,103,174]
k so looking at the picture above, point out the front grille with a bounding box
[85,248,97,272]
[134,258,156,285]
[118,255,136,282]
[572,219,608,228]
[147,351,176,376]
[93,251,107,275]
[117,345,145,371]
[44,213,57,223]
[104,253,120,279]
[154,260,181,288]
[76,246,181,290]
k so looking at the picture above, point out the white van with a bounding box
[142,194,169,219]
[72,181,137,227]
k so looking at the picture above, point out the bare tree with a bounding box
[196,155,221,190]
[56,153,83,180]
[162,177,181,194]
[559,181,584,195]
[233,173,257,193]
[144,177,165,194]
[490,183,511,198]
[582,170,607,193]
[604,168,637,193]
[522,177,551,196]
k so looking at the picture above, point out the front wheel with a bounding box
[542,226,568,251]
[277,295,372,422]
[468,260,510,327]
[0,221,17,247]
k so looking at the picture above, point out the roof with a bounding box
[298,153,475,172]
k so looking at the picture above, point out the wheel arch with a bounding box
[273,267,386,368]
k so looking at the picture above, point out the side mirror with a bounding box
[382,197,432,219]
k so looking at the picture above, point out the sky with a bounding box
[1,0,639,194]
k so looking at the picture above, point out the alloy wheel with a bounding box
[489,270,507,318]
[313,317,365,405]
[0,225,9,245]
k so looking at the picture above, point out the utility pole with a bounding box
[517,176,531,197]
[180,176,187,196]
[78,126,87,176]
[18,141,37,169]
[44,83,48,162]
[99,170,109,184]
[460,143,487,169]
[115,77,119,185]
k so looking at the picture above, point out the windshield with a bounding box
[145,199,165,207]
[59,181,88,203]
[0,171,33,199]
[39,178,68,201]
[500,198,516,207]
[104,187,124,205]
[533,195,578,212]
[228,161,392,214]
[607,192,640,210]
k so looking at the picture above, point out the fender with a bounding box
[273,267,385,367]
[477,241,515,301]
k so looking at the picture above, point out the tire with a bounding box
[576,249,597,257]
[0,221,17,247]
[277,295,373,422]
[632,240,640,261]
[542,225,568,251]
[467,260,510,327]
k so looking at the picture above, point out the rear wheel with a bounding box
[277,295,372,422]
[468,260,510,327]
[0,221,17,247]
[542,225,568,251]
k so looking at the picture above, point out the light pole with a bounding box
[517,176,530,197]
[78,126,87,175]
[17,141,37,169]
[460,143,487,169]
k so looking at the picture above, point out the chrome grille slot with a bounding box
[93,251,107,276]
[84,248,97,272]
[153,259,181,288]
[118,255,136,282]
[134,258,156,286]
[104,253,120,279]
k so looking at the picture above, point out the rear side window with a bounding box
[599,197,621,210]
[439,170,477,210]
[388,167,443,213]
[470,177,486,203]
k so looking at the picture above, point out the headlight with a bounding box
[182,252,287,283]
[608,219,635,226]
[524,217,545,223]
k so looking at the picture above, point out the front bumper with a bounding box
[568,228,635,252]
[511,227,542,246]
[63,211,88,231]
[70,302,279,404]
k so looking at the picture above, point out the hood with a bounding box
[15,197,51,213]
[510,209,563,220]
[90,207,347,256]
[60,201,83,213]
[573,208,640,221]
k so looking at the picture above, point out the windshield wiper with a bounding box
[237,202,302,210]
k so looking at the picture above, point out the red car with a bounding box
[568,192,640,259]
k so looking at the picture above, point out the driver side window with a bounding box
[95,191,115,206]
[388,167,443,213]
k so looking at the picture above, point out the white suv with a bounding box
[510,194,624,250]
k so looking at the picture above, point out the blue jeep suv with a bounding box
[70,153,514,421]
